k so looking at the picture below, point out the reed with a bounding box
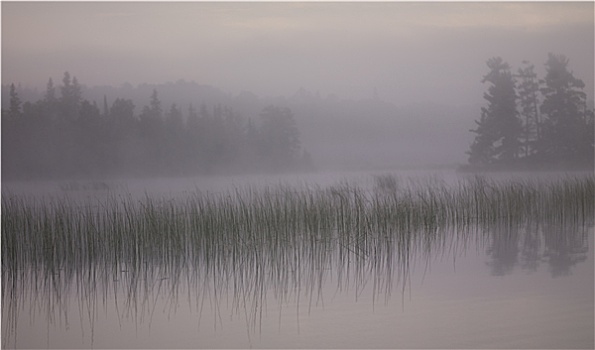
[1,175,593,344]
[3,175,593,279]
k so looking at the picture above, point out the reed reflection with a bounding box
[2,175,593,347]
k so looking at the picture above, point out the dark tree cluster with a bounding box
[2,73,313,180]
[466,54,594,170]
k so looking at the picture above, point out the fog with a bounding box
[3,4,594,348]
[2,2,594,178]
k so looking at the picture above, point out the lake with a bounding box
[2,170,593,348]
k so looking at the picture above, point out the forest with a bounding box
[2,73,313,180]
[465,53,594,170]
[2,53,593,180]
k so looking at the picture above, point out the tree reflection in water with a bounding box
[486,218,591,277]
[2,176,593,347]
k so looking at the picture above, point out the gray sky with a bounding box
[2,2,593,105]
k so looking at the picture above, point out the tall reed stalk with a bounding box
[2,175,593,345]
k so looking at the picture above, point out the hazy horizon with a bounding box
[2,2,594,177]
[2,2,594,106]
[2,4,594,347]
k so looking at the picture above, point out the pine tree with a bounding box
[42,77,60,121]
[139,89,165,172]
[516,61,541,158]
[8,83,22,118]
[149,89,162,119]
[467,109,496,165]
[258,105,301,169]
[103,95,109,117]
[60,72,82,121]
[468,57,521,166]
[539,53,593,165]
[44,78,56,103]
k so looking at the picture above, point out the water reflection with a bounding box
[486,220,591,277]
[542,222,590,277]
[2,176,593,348]
[2,221,591,348]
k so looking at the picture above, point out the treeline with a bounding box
[466,53,594,170]
[2,73,313,180]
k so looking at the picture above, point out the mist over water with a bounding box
[2,2,594,349]
[2,2,594,177]
[2,172,594,348]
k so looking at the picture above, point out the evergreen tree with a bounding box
[221,105,244,165]
[160,104,183,172]
[186,104,199,130]
[516,61,541,158]
[149,89,162,119]
[44,78,57,103]
[79,100,100,122]
[109,98,138,173]
[43,78,59,121]
[139,89,163,124]
[467,110,497,165]
[185,104,203,172]
[468,57,521,166]
[102,95,109,117]
[258,105,301,170]
[139,89,165,172]
[60,72,82,121]
[110,98,135,122]
[8,83,22,118]
[165,104,183,130]
[539,53,593,165]
[76,100,104,173]
[1,74,309,178]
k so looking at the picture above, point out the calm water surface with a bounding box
[2,170,593,348]
[3,169,590,199]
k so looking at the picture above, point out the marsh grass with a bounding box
[1,175,594,345]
